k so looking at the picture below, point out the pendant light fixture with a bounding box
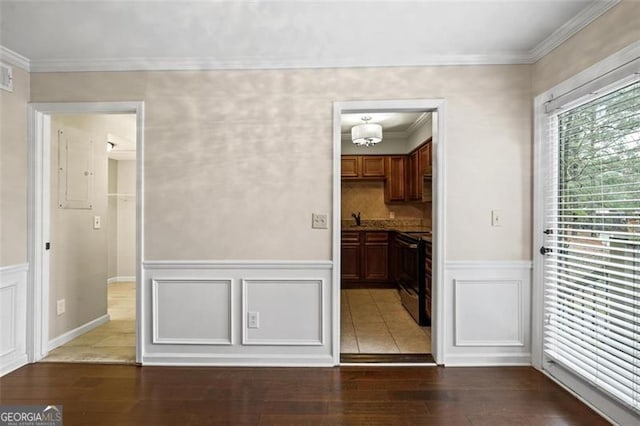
[351,116,382,146]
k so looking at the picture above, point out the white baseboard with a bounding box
[142,352,334,367]
[48,314,110,351]
[444,353,532,366]
[107,276,136,284]
[0,354,29,377]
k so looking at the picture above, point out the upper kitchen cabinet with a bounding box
[407,139,432,202]
[341,155,386,179]
[384,156,406,202]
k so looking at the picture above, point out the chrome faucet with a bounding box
[352,212,361,226]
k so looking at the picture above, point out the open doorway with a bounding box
[27,103,143,365]
[333,100,445,365]
[38,113,137,364]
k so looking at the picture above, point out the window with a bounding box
[542,79,640,415]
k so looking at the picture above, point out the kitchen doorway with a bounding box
[332,100,446,364]
[27,102,144,364]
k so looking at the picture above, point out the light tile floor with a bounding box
[42,282,136,363]
[341,289,431,354]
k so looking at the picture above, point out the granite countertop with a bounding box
[341,219,431,234]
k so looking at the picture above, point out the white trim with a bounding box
[453,279,525,347]
[332,98,446,365]
[0,355,29,377]
[533,40,640,421]
[442,353,532,367]
[28,53,535,73]
[107,276,136,284]
[529,0,620,62]
[27,101,144,364]
[142,352,334,367]
[0,264,29,275]
[143,260,332,270]
[445,260,532,270]
[0,286,16,357]
[241,278,324,346]
[405,112,432,137]
[0,45,30,71]
[151,278,233,345]
[47,314,110,351]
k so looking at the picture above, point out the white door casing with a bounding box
[27,102,144,363]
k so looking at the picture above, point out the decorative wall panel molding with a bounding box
[443,261,532,366]
[142,262,333,366]
[242,279,324,346]
[454,279,524,347]
[0,264,28,377]
[152,279,233,345]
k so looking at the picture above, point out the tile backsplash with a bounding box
[341,181,431,226]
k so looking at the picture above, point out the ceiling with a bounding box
[0,1,619,72]
[341,112,426,134]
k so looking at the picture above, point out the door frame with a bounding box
[332,99,447,364]
[27,101,144,363]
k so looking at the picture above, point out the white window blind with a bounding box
[543,79,640,414]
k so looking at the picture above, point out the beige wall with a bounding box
[31,65,532,261]
[107,159,118,278]
[116,160,136,278]
[532,0,640,95]
[0,66,29,267]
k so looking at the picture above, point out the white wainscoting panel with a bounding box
[444,261,532,366]
[152,279,232,345]
[142,261,333,366]
[454,279,524,346]
[242,279,323,345]
[0,264,28,376]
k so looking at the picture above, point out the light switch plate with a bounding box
[57,299,66,316]
[312,213,328,229]
[491,209,501,227]
[93,215,101,229]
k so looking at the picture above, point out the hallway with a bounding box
[42,282,135,363]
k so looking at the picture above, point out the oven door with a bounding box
[395,234,428,325]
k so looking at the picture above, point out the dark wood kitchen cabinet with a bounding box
[384,156,406,202]
[341,156,386,179]
[340,231,361,281]
[363,232,389,281]
[407,139,432,201]
[407,150,420,201]
[341,231,391,288]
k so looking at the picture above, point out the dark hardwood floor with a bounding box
[0,363,609,425]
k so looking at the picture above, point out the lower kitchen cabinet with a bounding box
[341,231,391,288]
[340,231,361,281]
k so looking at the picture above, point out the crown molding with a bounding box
[0,46,30,71]
[28,52,534,73]
[528,0,620,62]
[405,112,432,136]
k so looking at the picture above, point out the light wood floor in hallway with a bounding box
[341,289,431,354]
[42,282,135,363]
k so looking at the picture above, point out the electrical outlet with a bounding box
[312,213,328,229]
[93,215,101,229]
[57,299,66,316]
[248,312,259,328]
[491,209,502,227]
